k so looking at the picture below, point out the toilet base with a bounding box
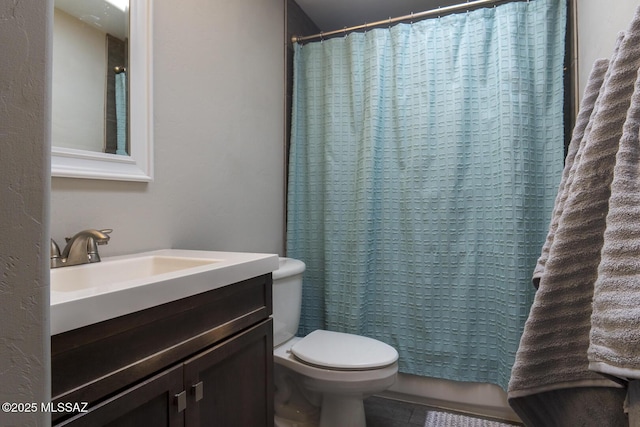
[274,391,366,427]
[274,414,318,427]
[319,394,365,427]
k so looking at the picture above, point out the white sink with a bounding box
[50,249,279,335]
[51,255,221,292]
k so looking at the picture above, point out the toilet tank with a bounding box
[272,257,306,347]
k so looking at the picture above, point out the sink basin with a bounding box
[51,255,221,292]
[50,249,279,335]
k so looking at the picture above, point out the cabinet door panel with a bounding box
[56,364,184,427]
[184,320,274,427]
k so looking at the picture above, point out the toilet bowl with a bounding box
[272,258,398,427]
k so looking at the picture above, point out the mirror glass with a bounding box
[51,0,153,182]
[53,0,129,155]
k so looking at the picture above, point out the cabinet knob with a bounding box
[175,390,187,412]
[192,381,204,402]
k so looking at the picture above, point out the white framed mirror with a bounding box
[51,0,153,182]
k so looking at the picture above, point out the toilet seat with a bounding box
[290,330,398,370]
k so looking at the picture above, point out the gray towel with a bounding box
[588,65,640,381]
[508,6,640,424]
[531,57,611,289]
[508,27,635,393]
[531,31,626,290]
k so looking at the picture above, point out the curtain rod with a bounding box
[292,0,523,44]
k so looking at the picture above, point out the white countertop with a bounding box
[50,249,279,335]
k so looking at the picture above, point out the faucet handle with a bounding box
[97,229,113,245]
[50,239,63,268]
[51,238,61,257]
[86,229,112,263]
[65,229,112,244]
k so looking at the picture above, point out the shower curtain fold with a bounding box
[115,72,127,155]
[288,0,565,390]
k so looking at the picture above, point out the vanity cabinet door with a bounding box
[183,319,274,427]
[55,364,185,427]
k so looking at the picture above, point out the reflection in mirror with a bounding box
[51,0,153,182]
[53,0,129,154]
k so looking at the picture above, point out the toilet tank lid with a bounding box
[291,330,398,370]
[273,257,306,280]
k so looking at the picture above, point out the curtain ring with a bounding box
[410,12,414,24]
[388,16,392,30]
[343,27,347,38]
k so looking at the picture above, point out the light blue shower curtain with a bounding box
[115,72,127,155]
[287,0,566,389]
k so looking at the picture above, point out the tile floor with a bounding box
[364,396,431,427]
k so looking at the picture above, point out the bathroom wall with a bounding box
[0,0,51,425]
[0,0,283,420]
[577,0,639,101]
[286,0,319,149]
[284,0,319,226]
[50,0,286,257]
[52,8,106,153]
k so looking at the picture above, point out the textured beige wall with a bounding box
[577,0,640,101]
[51,0,286,258]
[0,0,51,425]
[0,0,284,424]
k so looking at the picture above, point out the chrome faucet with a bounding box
[51,229,112,268]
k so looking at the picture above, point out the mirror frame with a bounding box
[51,0,153,182]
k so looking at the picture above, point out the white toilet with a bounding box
[272,258,398,427]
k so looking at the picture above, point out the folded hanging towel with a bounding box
[508,7,640,422]
[531,30,626,290]
[508,55,617,391]
[531,57,611,289]
[588,66,640,382]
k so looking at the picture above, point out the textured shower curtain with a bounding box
[287,0,566,389]
[115,72,127,155]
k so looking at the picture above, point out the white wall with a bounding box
[577,0,639,101]
[51,0,286,257]
[1,0,283,422]
[52,8,106,152]
[0,0,51,425]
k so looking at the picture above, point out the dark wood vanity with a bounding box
[51,274,274,427]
